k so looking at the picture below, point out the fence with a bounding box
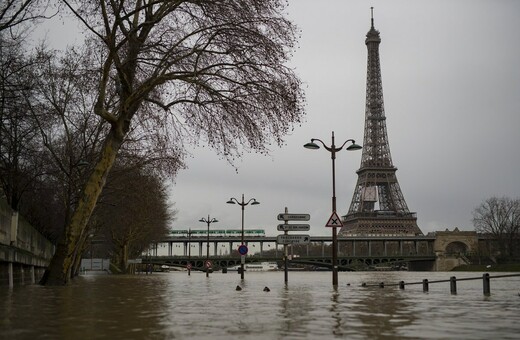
[361,273,520,296]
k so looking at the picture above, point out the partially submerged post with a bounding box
[483,273,490,296]
[450,276,457,295]
[423,279,429,292]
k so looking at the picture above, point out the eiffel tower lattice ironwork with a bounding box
[340,10,423,236]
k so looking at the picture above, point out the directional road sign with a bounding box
[277,213,310,221]
[277,224,310,232]
[276,234,311,245]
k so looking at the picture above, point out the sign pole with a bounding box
[284,207,289,285]
[188,228,191,276]
[276,209,310,286]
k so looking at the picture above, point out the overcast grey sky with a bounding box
[35,1,520,237]
[170,0,520,236]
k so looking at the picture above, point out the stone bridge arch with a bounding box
[445,241,469,254]
[433,228,478,271]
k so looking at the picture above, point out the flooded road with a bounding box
[1,271,519,339]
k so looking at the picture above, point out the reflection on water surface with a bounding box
[1,271,519,339]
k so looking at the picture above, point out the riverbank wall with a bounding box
[0,198,55,286]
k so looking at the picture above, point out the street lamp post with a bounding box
[304,131,362,287]
[226,194,260,280]
[187,228,192,276]
[199,215,218,277]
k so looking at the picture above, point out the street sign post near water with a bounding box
[277,208,311,285]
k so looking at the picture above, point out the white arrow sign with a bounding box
[276,234,311,245]
[277,213,310,221]
[277,224,310,231]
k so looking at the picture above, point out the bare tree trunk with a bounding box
[70,230,93,278]
[70,244,83,278]
[40,130,123,285]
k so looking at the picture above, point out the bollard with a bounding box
[450,276,457,295]
[379,282,384,288]
[422,279,429,292]
[483,273,490,296]
[399,281,405,290]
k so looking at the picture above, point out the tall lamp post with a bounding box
[304,131,362,287]
[226,194,260,280]
[187,228,192,276]
[199,215,218,277]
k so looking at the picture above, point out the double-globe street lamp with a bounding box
[304,131,362,287]
[226,194,260,280]
[199,215,218,277]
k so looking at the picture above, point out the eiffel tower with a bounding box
[340,9,423,236]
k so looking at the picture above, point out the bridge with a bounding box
[141,253,436,272]
[141,229,482,271]
[147,234,437,257]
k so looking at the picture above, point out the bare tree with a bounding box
[0,0,50,33]
[94,165,174,273]
[0,0,54,211]
[0,0,59,214]
[40,0,304,285]
[473,196,520,258]
[0,33,45,210]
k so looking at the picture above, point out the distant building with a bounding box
[341,10,422,236]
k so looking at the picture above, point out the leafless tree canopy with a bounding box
[473,196,520,258]
[0,0,52,36]
[0,21,43,210]
[64,0,305,162]
[94,165,174,272]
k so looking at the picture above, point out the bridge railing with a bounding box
[0,198,54,263]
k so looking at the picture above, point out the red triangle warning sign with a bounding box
[325,211,343,227]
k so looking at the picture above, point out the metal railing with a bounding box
[361,273,520,296]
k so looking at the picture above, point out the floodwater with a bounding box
[1,271,519,339]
